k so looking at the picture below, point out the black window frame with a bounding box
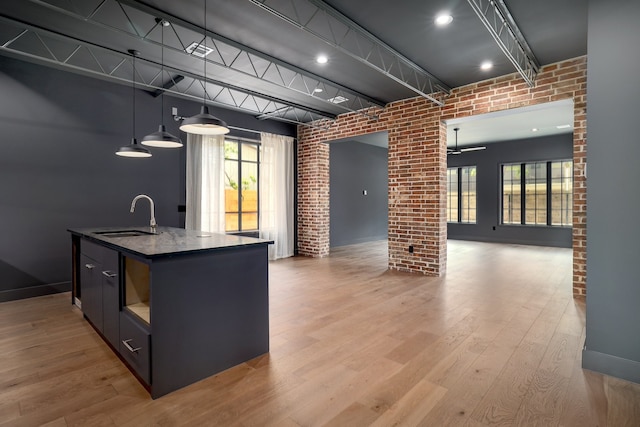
[447,165,477,224]
[500,159,573,227]
[224,137,261,235]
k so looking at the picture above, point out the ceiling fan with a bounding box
[447,127,487,155]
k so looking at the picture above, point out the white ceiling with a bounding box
[445,99,575,147]
[328,99,574,149]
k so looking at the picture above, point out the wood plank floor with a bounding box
[1,240,640,426]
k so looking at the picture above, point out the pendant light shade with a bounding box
[141,19,183,148]
[117,50,152,158]
[142,125,184,147]
[179,0,229,136]
[179,105,229,135]
[117,138,152,157]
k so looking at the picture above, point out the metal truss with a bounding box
[466,0,540,87]
[24,0,383,119]
[248,0,451,106]
[0,15,335,126]
[256,107,332,130]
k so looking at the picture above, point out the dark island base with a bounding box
[70,228,270,399]
[150,246,270,398]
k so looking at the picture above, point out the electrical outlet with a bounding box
[408,245,414,253]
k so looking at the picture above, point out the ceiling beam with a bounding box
[248,0,451,106]
[24,0,383,119]
[0,14,336,127]
[151,74,184,97]
[466,0,540,87]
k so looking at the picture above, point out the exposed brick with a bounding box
[297,56,587,295]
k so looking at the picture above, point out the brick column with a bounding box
[296,133,330,257]
[386,100,447,275]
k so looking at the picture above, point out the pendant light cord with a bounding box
[160,20,165,125]
[132,51,136,139]
[203,0,207,105]
[454,127,459,150]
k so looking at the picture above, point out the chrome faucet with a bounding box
[130,194,156,232]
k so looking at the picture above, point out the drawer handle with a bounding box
[122,339,141,353]
[84,263,95,270]
[102,270,117,278]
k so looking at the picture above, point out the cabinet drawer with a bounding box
[119,312,151,385]
[81,239,104,261]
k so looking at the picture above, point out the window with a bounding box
[501,160,572,227]
[525,162,547,225]
[551,160,573,226]
[447,166,476,223]
[447,168,458,222]
[502,164,521,224]
[224,139,259,232]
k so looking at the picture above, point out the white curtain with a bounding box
[259,132,294,260]
[185,133,225,233]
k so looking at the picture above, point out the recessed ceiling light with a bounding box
[435,13,453,26]
[556,124,572,129]
[186,41,213,58]
[313,88,323,93]
[316,54,328,64]
[532,128,538,132]
[328,95,349,104]
[480,61,493,70]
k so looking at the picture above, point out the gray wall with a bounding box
[583,0,640,383]
[0,55,294,301]
[447,134,573,248]
[330,141,388,247]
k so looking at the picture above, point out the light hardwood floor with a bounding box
[1,240,639,426]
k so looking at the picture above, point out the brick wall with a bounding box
[298,55,587,295]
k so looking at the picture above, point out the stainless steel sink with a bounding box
[94,230,156,238]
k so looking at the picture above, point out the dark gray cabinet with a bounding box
[80,240,119,348]
[101,251,119,348]
[79,253,102,330]
[119,310,151,384]
[71,229,270,399]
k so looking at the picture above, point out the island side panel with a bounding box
[150,244,270,398]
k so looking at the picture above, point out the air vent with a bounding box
[185,42,214,58]
[328,96,349,104]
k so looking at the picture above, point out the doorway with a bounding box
[327,131,389,249]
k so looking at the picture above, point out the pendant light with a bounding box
[449,127,462,155]
[117,50,152,158]
[141,19,183,148]
[179,0,229,135]
[447,127,486,155]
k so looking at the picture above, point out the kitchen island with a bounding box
[69,226,271,398]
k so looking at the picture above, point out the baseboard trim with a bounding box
[582,348,640,384]
[330,235,388,248]
[0,282,71,303]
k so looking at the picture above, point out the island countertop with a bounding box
[69,226,272,258]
